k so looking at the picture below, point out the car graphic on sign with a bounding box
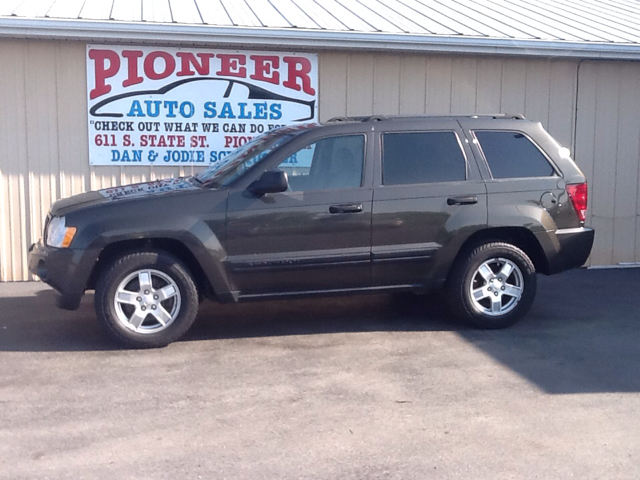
[89,77,316,122]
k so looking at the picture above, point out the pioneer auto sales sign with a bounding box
[87,45,318,166]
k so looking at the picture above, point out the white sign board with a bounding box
[86,45,318,166]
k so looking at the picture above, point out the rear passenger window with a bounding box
[382,132,466,185]
[475,131,555,179]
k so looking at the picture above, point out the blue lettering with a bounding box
[238,103,252,119]
[111,150,142,162]
[164,101,178,118]
[127,100,145,117]
[204,102,217,118]
[269,103,282,120]
[219,102,236,119]
[144,100,161,117]
[180,101,195,118]
[254,102,268,120]
[209,150,231,162]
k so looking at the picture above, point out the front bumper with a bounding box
[537,227,595,274]
[28,239,89,310]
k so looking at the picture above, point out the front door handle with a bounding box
[329,203,363,214]
[447,196,478,206]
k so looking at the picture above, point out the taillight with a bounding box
[566,183,588,223]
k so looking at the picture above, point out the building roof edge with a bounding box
[1,17,640,61]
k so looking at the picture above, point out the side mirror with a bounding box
[246,170,289,196]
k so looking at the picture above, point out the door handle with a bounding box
[447,196,478,206]
[329,203,363,214]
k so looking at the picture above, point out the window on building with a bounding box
[382,131,466,185]
[474,131,556,179]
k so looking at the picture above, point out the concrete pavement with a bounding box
[1,268,639,479]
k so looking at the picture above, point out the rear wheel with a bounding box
[446,242,537,329]
[95,251,199,348]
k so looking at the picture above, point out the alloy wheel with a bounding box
[113,269,182,334]
[469,257,524,316]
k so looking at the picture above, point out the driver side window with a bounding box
[277,135,365,191]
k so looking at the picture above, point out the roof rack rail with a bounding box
[325,115,402,123]
[326,116,349,123]
[496,113,526,120]
[325,115,379,123]
[325,113,527,123]
[468,113,526,120]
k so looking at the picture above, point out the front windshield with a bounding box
[196,124,316,187]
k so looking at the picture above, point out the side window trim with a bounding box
[380,130,469,186]
[472,130,560,180]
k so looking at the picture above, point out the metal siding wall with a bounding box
[320,52,578,151]
[0,40,29,281]
[576,61,640,266]
[399,56,426,115]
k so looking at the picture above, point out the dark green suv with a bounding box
[28,115,594,348]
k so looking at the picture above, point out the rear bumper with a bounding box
[537,227,595,274]
[28,240,89,310]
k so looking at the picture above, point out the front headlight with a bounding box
[46,216,77,248]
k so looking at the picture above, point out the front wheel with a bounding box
[95,251,199,348]
[446,242,537,329]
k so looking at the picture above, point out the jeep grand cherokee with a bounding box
[29,115,594,348]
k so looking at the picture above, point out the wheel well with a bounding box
[456,227,550,275]
[87,238,215,299]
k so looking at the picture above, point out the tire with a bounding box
[446,242,537,329]
[95,250,199,348]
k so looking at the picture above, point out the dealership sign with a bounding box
[86,45,318,166]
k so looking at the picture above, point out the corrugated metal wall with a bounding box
[0,40,637,281]
[318,53,578,150]
[576,61,640,266]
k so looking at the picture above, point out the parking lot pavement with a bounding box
[1,268,640,479]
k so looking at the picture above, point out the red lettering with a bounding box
[216,54,247,78]
[89,49,121,100]
[143,51,176,80]
[122,50,143,88]
[176,52,214,77]
[224,136,252,148]
[140,135,185,147]
[191,135,207,148]
[283,56,315,95]
[250,55,280,85]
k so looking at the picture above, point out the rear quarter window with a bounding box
[474,131,556,179]
[382,131,466,185]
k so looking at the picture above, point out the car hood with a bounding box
[50,177,202,217]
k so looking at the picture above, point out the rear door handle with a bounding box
[330,203,363,214]
[447,196,478,206]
